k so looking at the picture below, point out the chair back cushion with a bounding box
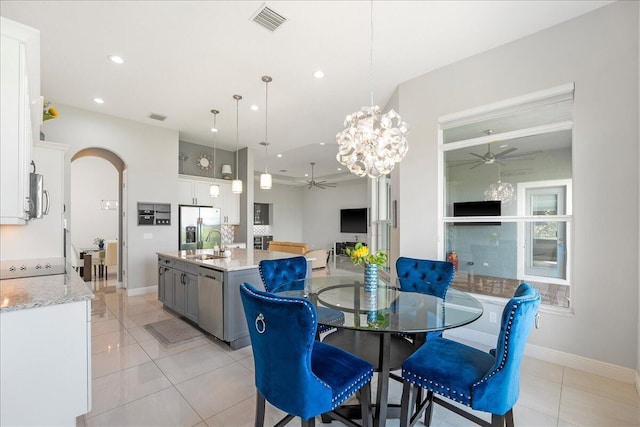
[259,256,307,292]
[104,240,118,267]
[239,283,333,418]
[472,283,541,414]
[396,257,454,298]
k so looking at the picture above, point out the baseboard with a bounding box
[445,328,637,384]
[127,285,156,296]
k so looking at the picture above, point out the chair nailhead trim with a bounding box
[402,370,471,406]
[330,368,374,408]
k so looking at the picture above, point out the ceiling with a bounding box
[1,1,610,184]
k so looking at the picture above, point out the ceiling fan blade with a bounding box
[469,153,486,160]
[494,147,517,159]
[469,163,484,170]
[448,160,482,167]
[501,150,542,159]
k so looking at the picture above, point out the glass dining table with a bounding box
[272,275,483,427]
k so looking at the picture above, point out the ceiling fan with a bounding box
[451,143,540,169]
[306,162,337,189]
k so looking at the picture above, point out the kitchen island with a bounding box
[157,248,309,349]
[0,271,94,426]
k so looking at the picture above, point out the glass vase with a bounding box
[364,263,378,292]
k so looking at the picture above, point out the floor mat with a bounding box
[144,317,204,348]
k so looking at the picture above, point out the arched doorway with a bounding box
[71,148,126,287]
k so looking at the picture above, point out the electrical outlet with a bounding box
[489,312,497,323]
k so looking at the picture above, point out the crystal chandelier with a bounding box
[484,166,515,207]
[209,109,220,198]
[231,94,243,194]
[260,76,272,190]
[336,1,409,178]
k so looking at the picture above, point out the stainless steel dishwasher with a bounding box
[198,267,224,340]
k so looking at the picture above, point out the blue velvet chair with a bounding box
[399,283,541,427]
[259,256,344,334]
[395,257,455,345]
[239,283,374,427]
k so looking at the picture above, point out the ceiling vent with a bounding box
[251,4,286,32]
[148,113,167,121]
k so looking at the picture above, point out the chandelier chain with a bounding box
[369,0,374,107]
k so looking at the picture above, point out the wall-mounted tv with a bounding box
[453,201,501,226]
[340,208,368,233]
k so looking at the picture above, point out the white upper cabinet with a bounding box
[0,18,40,225]
[177,175,239,224]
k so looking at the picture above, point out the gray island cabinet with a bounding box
[157,248,310,349]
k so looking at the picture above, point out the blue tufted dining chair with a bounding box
[239,283,374,427]
[399,283,541,427]
[259,256,344,334]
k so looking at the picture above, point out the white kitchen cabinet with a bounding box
[0,300,91,425]
[178,175,239,223]
[178,176,213,206]
[0,18,40,225]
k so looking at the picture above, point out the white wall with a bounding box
[395,1,639,368]
[41,104,179,290]
[302,179,368,250]
[70,157,118,249]
[254,181,304,242]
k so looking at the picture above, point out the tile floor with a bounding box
[79,272,640,427]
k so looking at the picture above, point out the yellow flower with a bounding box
[43,100,58,121]
[345,242,387,267]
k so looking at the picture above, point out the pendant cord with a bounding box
[369,0,374,108]
[265,80,269,173]
[235,98,239,180]
[212,113,217,179]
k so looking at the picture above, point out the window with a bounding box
[439,84,574,309]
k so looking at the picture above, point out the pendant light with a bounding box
[336,0,409,178]
[260,76,273,190]
[209,109,220,197]
[231,94,243,194]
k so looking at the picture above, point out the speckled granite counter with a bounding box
[0,271,94,312]
[157,248,302,272]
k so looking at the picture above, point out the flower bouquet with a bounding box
[345,243,387,292]
[43,100,58,121]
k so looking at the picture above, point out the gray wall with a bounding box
[41,104,179,290]
[395,1,639,368]
[178,140,235,179]
[254,181,304,242]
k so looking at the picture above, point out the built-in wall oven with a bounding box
[253,235,273,250]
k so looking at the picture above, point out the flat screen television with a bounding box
[453,201,501,226]
[340,208,368,233]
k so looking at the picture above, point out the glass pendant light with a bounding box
[260,76,272,190]
[209,109,220,197]
[231,94,243,194]
[336,0,409,178]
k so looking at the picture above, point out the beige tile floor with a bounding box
[79,274,640,427]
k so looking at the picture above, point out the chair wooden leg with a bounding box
[400,381,413,427]
[359,381,373,427]
[301,416,315,427]
[505,409,514,427]
[491,413,505,427]
[255,391,266,427]
[423,390,434,427]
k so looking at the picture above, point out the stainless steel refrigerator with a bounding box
[178,205,222,250]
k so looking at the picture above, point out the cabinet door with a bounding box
[0,36,30,224]
[172,270,186,315]
[158,264,166,303]
[184,272,199,322]
[223,182,240,224]
[210,179,225,211]
[178,179,195,205]
[164,267,175,309]
[193,181,213,207]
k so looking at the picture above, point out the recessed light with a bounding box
[276,154,282,158]
[337,167,342,171]
[250,105,259,111]
[319,142,325,146]
[304,173,309,177]
[93,98,104,104]
[211,127,218,133]
[108,55,124,64]
[313,70,324,79]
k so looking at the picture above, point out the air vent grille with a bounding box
[148,113,167,121]
[252,5,286,32]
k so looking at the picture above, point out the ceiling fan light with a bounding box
[260,173,272,190]
[209,184,220,197]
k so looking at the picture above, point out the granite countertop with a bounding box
[157,248,305,272]
[0,271,94,312]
